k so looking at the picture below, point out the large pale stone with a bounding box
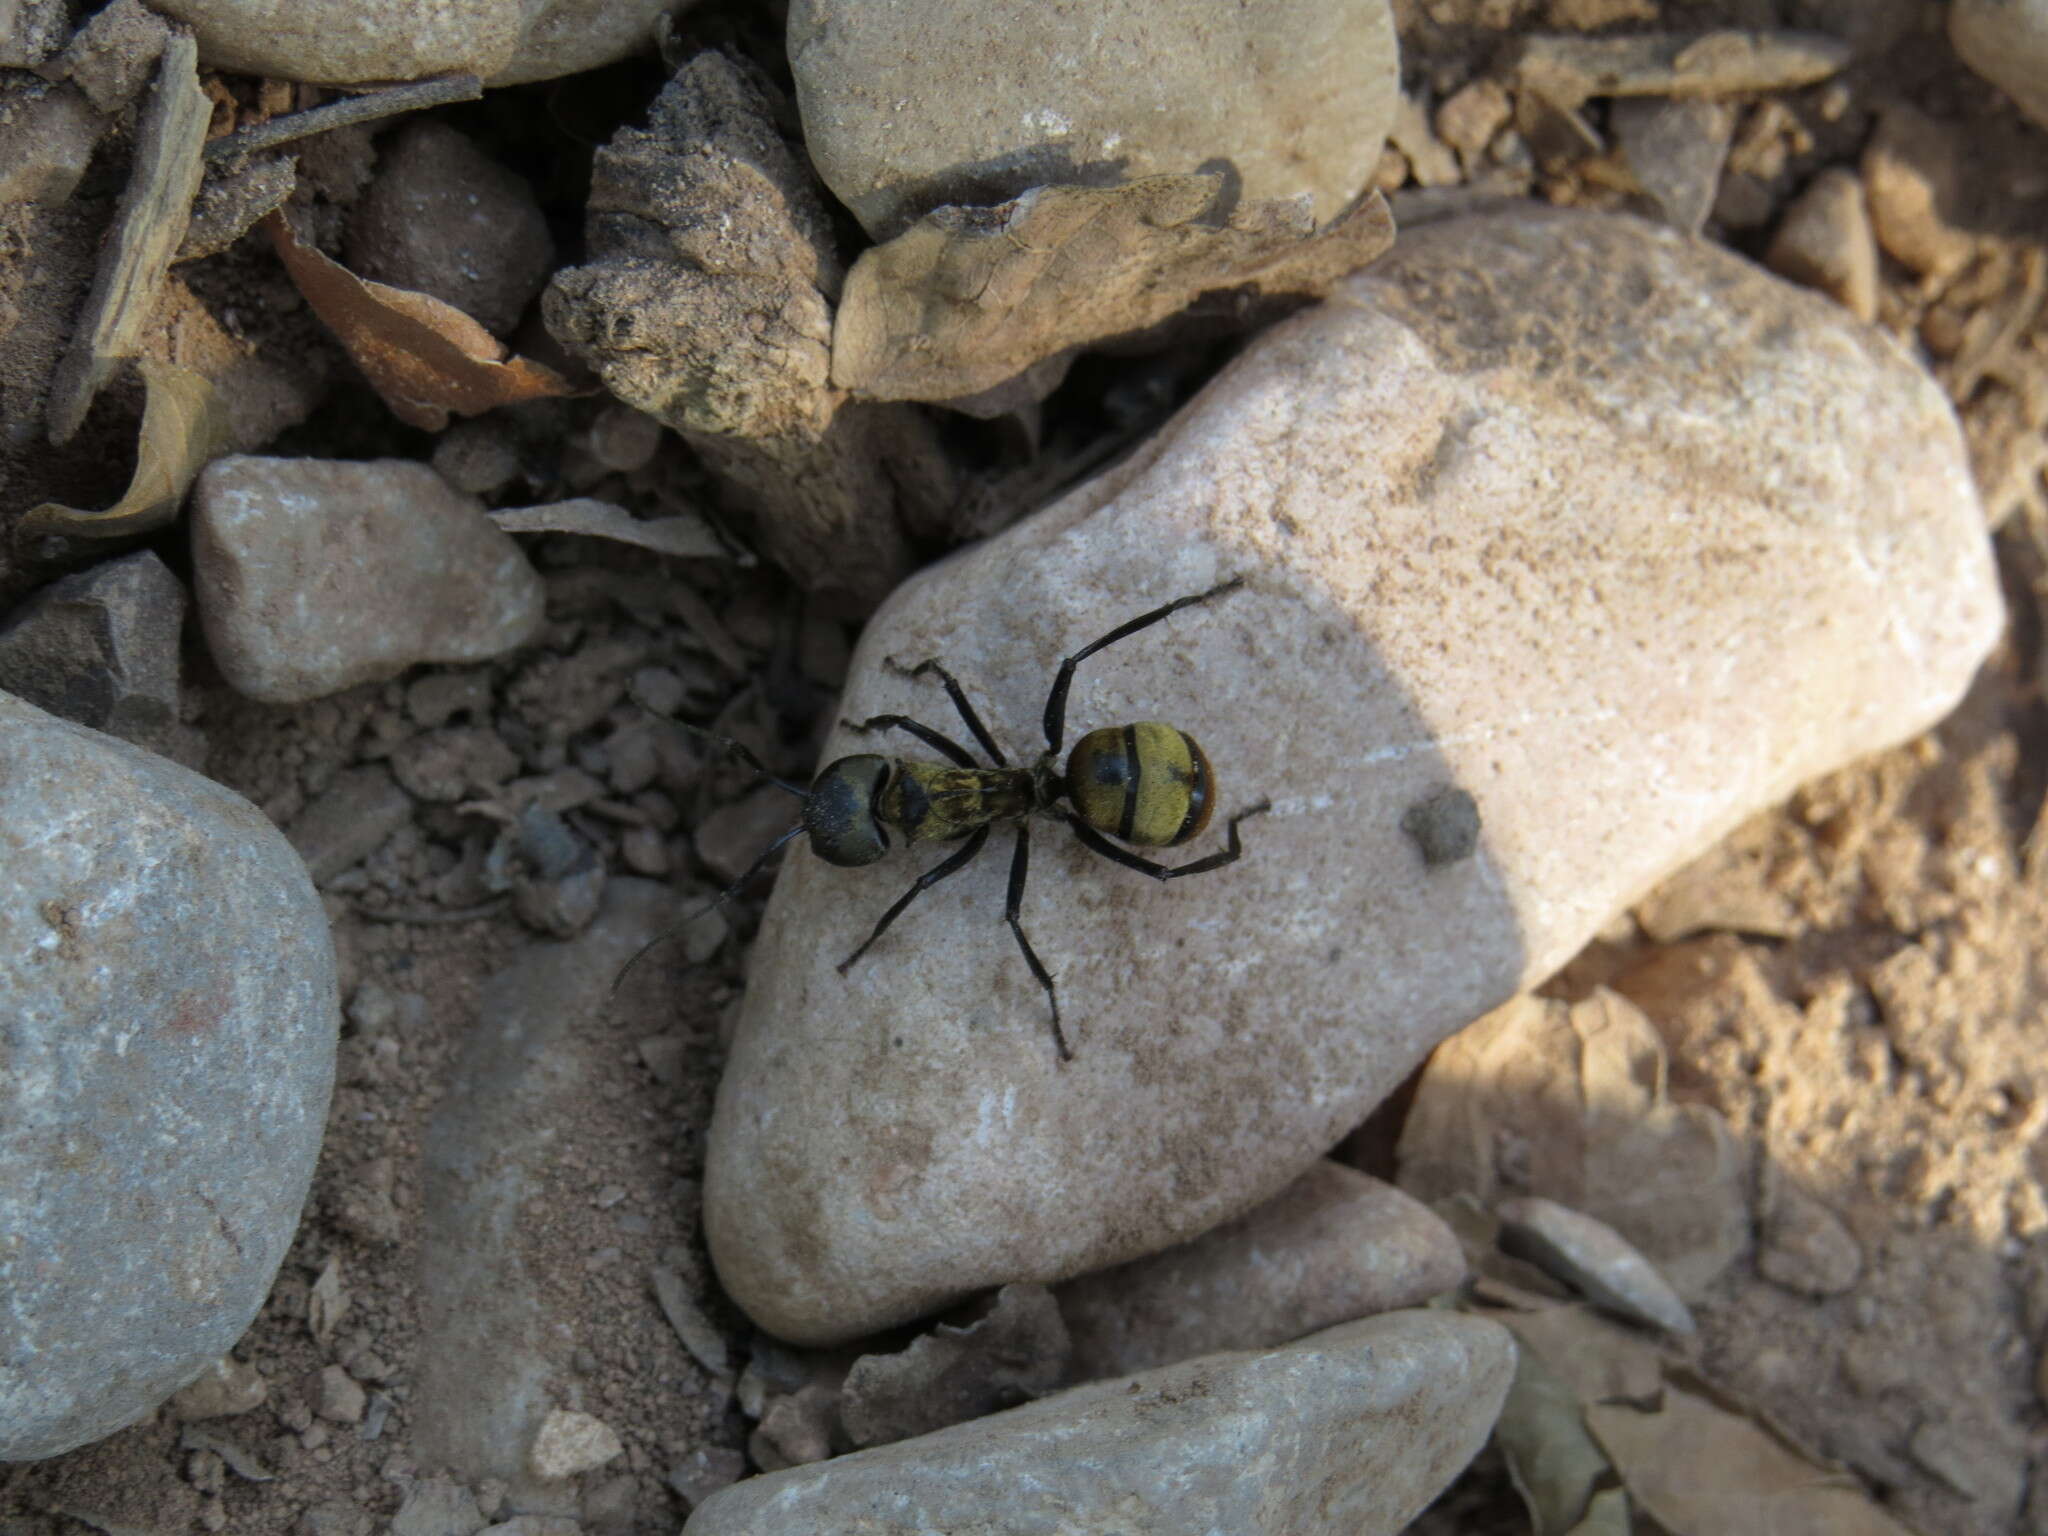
[787,0,1399,240]
[706,206,2001,1345]
[684,1310,1512,1536]
[0,693,337,1459]
[144,0,682,85]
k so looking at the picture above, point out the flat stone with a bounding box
[1057,1161,1467,1379]
[144,0,680,85]
[0,549,186,756]
[1951,0,2048,131]
[1610,97,1732,236]
[1766,167,1879,324]
[705,206,2000,1345]
[1496,1195,1695,1335]
[346,122,553,337]
[787,0,1399,240]
[191,456,543,704]
[286,764,413,884]
[0,693,336,1459]
[685,1310,1513,1536]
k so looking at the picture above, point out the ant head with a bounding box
[804,755,892,867]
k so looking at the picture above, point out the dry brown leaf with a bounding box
[1585,1381,1920,1536]
[1396,989,1749,1295]
[831,177,1396,405]
[263,210,575,431]
[20,359,226,539]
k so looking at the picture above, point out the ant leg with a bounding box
[670,720,809,798]
[611,823,803,996]
[837,824,992,973]
[1003,822,1070,1062]
[844,713,976,768]
[888,658,1008,766]
[1040,578,1247,755]
[1064,800,1271,882]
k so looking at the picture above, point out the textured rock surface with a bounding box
[542,52,942,605]
[0,549,187,757]
[0,79,102,204]
[705,206,2002,1344]
[685,1310,1512,1536]
[345,122,554,337]
[787,0,1400,240]
[191,456,544,704]
[0,693,337,1460]
[1950,0,2048,130]
[144,0,681,85]
[1057,1161,1465,1379]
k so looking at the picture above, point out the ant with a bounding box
[636,578,1269,1062]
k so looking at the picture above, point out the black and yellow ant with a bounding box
[646,578,1269,1061]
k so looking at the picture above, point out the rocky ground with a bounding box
[4,0,2048,1533]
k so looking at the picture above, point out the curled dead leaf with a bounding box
[264,210,576,430]
[831,177,1396,405]
[20,359,227,540]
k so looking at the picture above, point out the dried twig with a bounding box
[204,73,482,163]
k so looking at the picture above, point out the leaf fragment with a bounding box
[488,498,738,562]
[1495,1341,1622,1536]
[20,359,226,539]
[1396,989,1749,1295]
[264,210,576,430]
[1585,1380,1920,1536]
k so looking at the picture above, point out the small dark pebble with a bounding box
[1402,787,1481,866]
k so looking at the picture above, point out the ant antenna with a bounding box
[611,821,806,997]
[671,719,810,800]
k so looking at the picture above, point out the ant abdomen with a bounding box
[1065,722,1215,849]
